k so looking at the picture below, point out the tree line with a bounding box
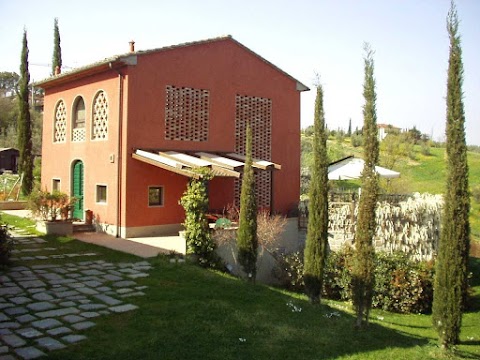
[0,18,62,195]
[304,1,470,350]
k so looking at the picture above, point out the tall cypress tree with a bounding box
[351,43,379,328]
[52,18,62,75]
[303,83,329,304]
[432,2,470,349]
[17,29,34,195]
[237,123,258,283]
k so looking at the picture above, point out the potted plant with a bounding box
[28,189,77,235]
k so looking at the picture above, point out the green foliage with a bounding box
[351,133,363,147]
[17,30,34,196]
[432,3,470,349]
[237,124,258,282]
[52,18,62,75]
[304,84,329,303]
[0,221,12,267]
[179,170,217,268]
[352,43,379,328]
[274,249,436,314]
[28,188,76,221]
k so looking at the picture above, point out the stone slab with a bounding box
[36,307,80,319]
[14,346,46,360]
[4,307,28,316]
[80,312,100,319]
[62,334,87,344]
[112,280,137,288]
[72,321,96,331]
[36,336,66,351]
[31,319,63,330]
[109,304,138,313]
[62,315,84,324]
[0,286,23,296]
[1,333,27,347]
[93,294,122,306]
[27,302,56,312]
[0,322,20,330]
[18,280,46,289]
[32,293,54,302]
[15,327,44,339]
[46,326,72,336]
[16,314,37,324]
[8,297,32,305]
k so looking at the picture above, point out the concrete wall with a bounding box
[214,217,300,284]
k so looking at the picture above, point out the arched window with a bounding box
[72,96,86,142]
[92,91,108,140]
[53,100,67,143]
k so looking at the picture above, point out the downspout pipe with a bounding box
[109,62,123,238]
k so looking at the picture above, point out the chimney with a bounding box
[129,40,135,53]
[54,66,61,75]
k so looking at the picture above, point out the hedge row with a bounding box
[273,247,435,314]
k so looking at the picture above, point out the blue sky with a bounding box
[1,0,479,145]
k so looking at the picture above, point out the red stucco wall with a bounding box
[40,37,302,234]
[123,38,300,226]
[41,72,120,226]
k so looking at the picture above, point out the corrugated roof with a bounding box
[35,35,309,91]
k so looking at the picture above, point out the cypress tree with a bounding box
[303,83,329,304]
[17,30,34,196]
[352,43,379,328]
[432,2,470,348]
[237,123,258,283]
[347,118,352,137]
[52,18,62,75]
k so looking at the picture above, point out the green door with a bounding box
[72,161,84,220]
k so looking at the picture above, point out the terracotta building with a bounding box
[37,36,308,238]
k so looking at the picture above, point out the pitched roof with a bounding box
[35,35,309,92]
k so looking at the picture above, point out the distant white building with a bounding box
[377,124,401,141]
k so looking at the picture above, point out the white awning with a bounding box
[328,156,400,180]
[133,149,281,178]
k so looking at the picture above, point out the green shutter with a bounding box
[72,161,84,219]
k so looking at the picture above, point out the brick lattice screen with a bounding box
[53,100,67,143]
[92,91,109,140]
[165,85,209,141]
[235,94,272,209]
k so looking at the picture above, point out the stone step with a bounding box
[73,224,95,233]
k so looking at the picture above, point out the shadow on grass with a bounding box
[48,259,431,360]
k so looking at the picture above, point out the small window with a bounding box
[96,185,107,203]
[148,186,164,207]
[74,97,86,129]
[52,179,61,191]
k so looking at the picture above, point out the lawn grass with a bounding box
[2,213,479,359]
[46,257,480,360]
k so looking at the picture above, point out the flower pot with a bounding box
[36,221,73,236]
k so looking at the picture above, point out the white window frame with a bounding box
[96,184,107,204]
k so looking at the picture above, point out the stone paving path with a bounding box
[0,231,152,360]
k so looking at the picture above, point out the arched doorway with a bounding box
[72,160,84,220]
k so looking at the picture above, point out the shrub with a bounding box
[179,171,218,268]
[272,251,304,293]
[273,248,436,314]
[351,133,363,147]
[28,189,76,221]
[0,223,12,267]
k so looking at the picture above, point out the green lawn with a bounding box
[2,213,480,359]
